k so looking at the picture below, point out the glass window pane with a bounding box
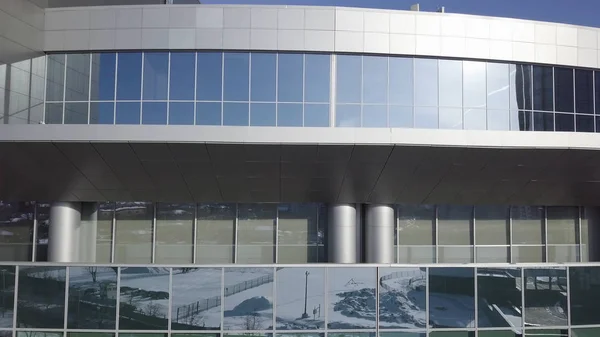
[478,332,518,337]
[477,268,521,329]
[277,204,319,263]
[389,57,413,105]
[512,206,544,244]
[336,55,361,104]
[237,204,275,264]
[196,102,221,125]
[278,103,303,127]
[251,53,276,102]
[487,63,510,109]
[223,267,273,330]
[171,268,222,330]
[142,102,167,125]
[463,61,486,108]
[414,59,437,106]
[438,205,472,245]
[278,53,303,102]
[524,330,567,337]
[523,268,567,326]
[512,245,544,263]
[197,52,222,101]
[398,246,435,264]
[119,267,169,330]
[17,266,66,328]
[34,203,49,261]
[575,69,593,114]
[429,267,475,328]
[46,54,65,101]
[533,111,554,131]
[114,202,153,264]
[414,107,438,129]
[336,104,361,127]
[250,103,276,126]
[276,267,324,329]
[475,206,509,245]
[389,106,413,128]
[196,204,235,264]
[170,52,195,100]
[169,102,194,125]
[511,64,532,111]
[548,245,578,263]
[0,202,34,261]
[68,332,113,337]
[328,267,376,329]
[143,52,168,100]
[533,65,553,111]
[439,107,462,129]
[555,67,574,112]
[65,54,90,101]
[429,333,474,337]
[379,267,426,329]
[90,102,114,124]
[596,72,600,114]
[155,203,194,264]
[45,103,63,124]
[223,102,248,126]
[224,53,249,101]
[573,328,600,337]
[116,53,142,100]
[570,267,600,325]
[546,206,577,244]
[305,54,330,102]
[581,208,588,262]
[304,104,329,127]
[96,202,113,263]
[476,246,510,263]
[363,56,387,104]
[464,108,487,130]
[116,102,140,125]
[17,334,62,337]
[91,53,116,101]
[64,102,88,124]
[438,246,473,263]
[555,113,574,131]
[517,110,533,131]
[487,110,509,130]
[0,266,15,327]
[576,114,595,132]
[67,267,117,329]
[439,60,462,107]
[398,205,435,263]
[362,105,387,127]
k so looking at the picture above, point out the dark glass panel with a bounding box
[389,106,413,128]
[363,55,388,104]
[115,102,141,125]
[0,266,15,328]
[223,102,249,126]
[276,267,325,329]
[169,102,194,125]
[67,333,114,337]
[328,267,376,329]
[305,54,330,103]
[429,332,474,337]
[570,267,600,325]
[576,114,595,132]
[478,332,518,337]
[438,205,472,246]
[554,67,574,112]
[596,71,600,114]
[532,65,553,111]
[171,268,221,330]
[119,267,169,330]
[512,64,532,110]
[142,102,167,125]
[336,105,361,127]
[250,103,276,126]
[362,105,387,127]
[170,52,195,100]
[64,102,88,124]
[17,333,62,337]
[196,102,221,126]
[224,53,249,101]
[533,111,554,131]
[0,202,34,261]
[277,204,320,264]
[34,203,49,261]
[223,267,274,330]
[90,102,114,124]
[428,267,475,328]
[67,267,117,329]
[251,53,276,102]
[65,54,90,102]
[304,104,329,127]
[555,113,574,131]
[17,266,66,328]
[575,69,593,114]
[517,110,532,131]
[573,327,600,337]
[523,329,567,337]
[379,333,425,337]
[523,268,568,326]
[45,103,63,124]
[116,53,142,100]
[278,103,303,127]
[46,54,65,101]
[477,268,522,329]
[96,202,113,263]
[197,52,222,101]
[91,53,116,101]
[336,55,361,104]
[143,52,168,100]
[378,267,426,329]
[278,53,303,102]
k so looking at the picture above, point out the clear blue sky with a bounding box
[200,0,600,28]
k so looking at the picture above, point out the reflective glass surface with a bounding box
[119,267,169,330]
[17,266,66,328]
[223,267,273,330]
[197,52,222,101]
[67,267,117,329]
[429,267,475,328]
[224,53,249,102]
[276,267,325,329]
[336,55,361,104]
[378,267,426,329]
[116,53,142,100]
[523,268,568,326]
[170,53,195,101]
[0,202,33,262]
[305,54,330,103]
[477,268,521,329]
[328,267,376,329]
[279,53,303,102]
[91,53,116,101]
[155,203,194,264]
[252,53,276,102]
[171,268,221,330]
[0,266,15,328]
[65,54,90,102]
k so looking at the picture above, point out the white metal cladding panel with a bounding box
[43,4,600,69]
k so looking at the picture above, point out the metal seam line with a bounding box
[234,203,239,264]
[192,204,198,264]
[248,52,252,126]
[152,202,157,264]
[275,204,279,263]
[11,266,19,334]
[111,203,116,263]
[115,267,121,331]
[62,54,67,123]
[221,52,225,126]
[193,52,198,125]
[87,53,93,124]
[42,55,48,123]
[63,266,69,331]
[330,54,336,127]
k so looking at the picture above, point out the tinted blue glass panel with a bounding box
[555,67,574,113]
[116,102,140,124]
[439,60,462,107]
[251,103,276,126]
[90,102,114,124]
[304,104,329,127]
[576,114,594,132]
[45,103,63,124]
[533,65,554,111]
[439,107,462,129]
[46,54,65,101]
[389,57,413,106]
[337,55,362,104]
[143,52,168,100]
[223,102,249,126]
[278,53,304,102]
[487,63,510,110]
[224,53,249,101]
[251,53,276,101]
[464,61,487,108]
[91,53,116,101]
[64,102,88,124]
[464,108,487,130]
[575,69,593,114]
[415,106,438,129]
[142,102,167,125]
[197,52,222,101]
[169,102,194,125]
[555,113,574,131]
[363,105,387,127]
[116,53,142,100]
[414,59,438,106]
[363,56,388,104]
[305,54,330,102]
[278,103,303,126]
[196,102,221,125]
[336,104,361,127]
[170,52,195,100]
[389,106,413,128]
[487,110,509,131]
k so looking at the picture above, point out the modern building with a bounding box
[2,0,600,336]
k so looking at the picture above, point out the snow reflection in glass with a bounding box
[276,267,324,329]
[477,268,522,331]
[171,268,222,330]
[378,267,426,329]
[67,267,117,329]
[428,267,475,328]
[0,266,15,328]
[118,267,169,330]
[523,268,568,327]
[17,266,66,328]
[327,267,376,329]
[223,267,274,330]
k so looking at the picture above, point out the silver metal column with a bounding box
[584,206,600,261]
[79,202,98,263]
[365,204,395,263]
[327,203,357,263]
[48,201,81,262]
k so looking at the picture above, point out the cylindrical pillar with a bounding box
[585,207,600,261]
[327,203,357,263]
[79,202,98,263]
[365,204,395,263]
[48,202,81,262]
